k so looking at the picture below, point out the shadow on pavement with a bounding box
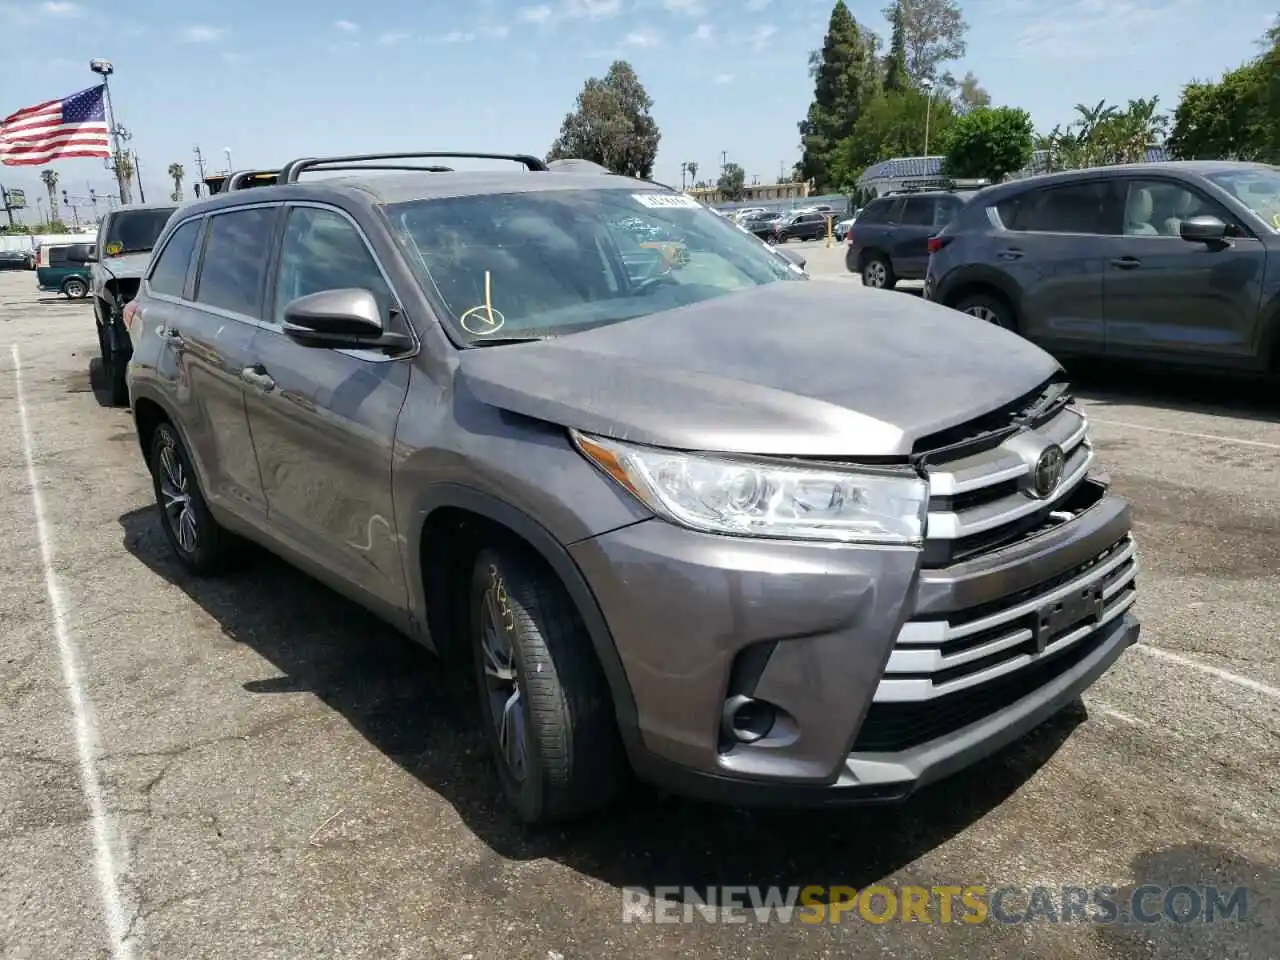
[1066,359,1280,424]
[119,505,1080,898]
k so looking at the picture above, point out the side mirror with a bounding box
[66,243,96,264]
[776,246,807,270]
[281,288,412,352]
[1180,215,1228,243]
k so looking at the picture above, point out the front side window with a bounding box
[102,207,179,257]
[194,207,277,318]
[386,188,801,344]
[148,219,203,298]
[900,198,936,226]
[273,207,393,326]
[1204,167,1280,232]
[1120,179,1235,238]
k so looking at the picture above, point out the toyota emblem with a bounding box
[1032,444,1065,498]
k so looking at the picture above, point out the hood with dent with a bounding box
[95,252,153,281]
[457,281,1060,458]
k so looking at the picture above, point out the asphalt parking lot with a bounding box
[1,264,1277,960]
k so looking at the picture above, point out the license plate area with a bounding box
[1031,583,1105,653]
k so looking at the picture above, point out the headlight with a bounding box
[573,431,928,545]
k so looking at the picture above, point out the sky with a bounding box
[1,0,1276,218]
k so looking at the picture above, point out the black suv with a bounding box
[768,211,831,244]
[925,161,1280,372]
[847,191,969,289]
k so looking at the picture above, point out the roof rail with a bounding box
[278,151,548,183]
[227,169,280,190]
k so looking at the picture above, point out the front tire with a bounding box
[97,315,129,407]
[63,277,88,299]
[470,546,622,824]
[149,421,239,575]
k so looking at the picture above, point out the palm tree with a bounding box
[686,161,698,191]
[113,149,134,204]
[40,169,58,224]
[168,162,185,202]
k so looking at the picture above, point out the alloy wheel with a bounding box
[864,261,887,288]
[965,305,1001,324]
[65,279,86,298]
[480,576,527,781]
[158,440,198,555]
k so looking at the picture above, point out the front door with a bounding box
[168,208,278,521]
[1102,177,1267,363]
[242,203,413,612]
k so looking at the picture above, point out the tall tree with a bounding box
[955,71,990,113]
[717,162,747,200]
[941,105,1034,181]
[882,0,967,85]
[40,169,58,222]
[547,60,661,179]
[797,0,882,190]
[883,1,909,93]
[168,162,185,202]
[831,88,957,187]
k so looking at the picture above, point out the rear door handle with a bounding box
[997,248,1023,260]
[1110,256,1142,269]
[240,365,276,392]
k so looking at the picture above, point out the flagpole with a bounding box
[89,59,126,204]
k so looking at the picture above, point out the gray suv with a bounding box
[122,150,1140,823]
[926,161,1280,372]
[848,191,969,289]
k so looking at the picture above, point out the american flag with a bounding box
[0,85,111,166]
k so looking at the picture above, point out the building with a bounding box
[856,145,1172,197]
[687,180,810,205]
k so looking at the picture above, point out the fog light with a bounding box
[721,695,777,744]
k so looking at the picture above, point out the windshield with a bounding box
[386,188,803,344]
[102,207,178,256]
[1205,168,1280,231]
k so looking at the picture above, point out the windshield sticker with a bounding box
[104,241,123,256]
[632,193,701,210]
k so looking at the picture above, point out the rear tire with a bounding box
[470,546,623,824]
[63,277,88,299]
[148,421,239,576]
[861,255,896,290]
[97,314,129,407]
[954,291,1017,331]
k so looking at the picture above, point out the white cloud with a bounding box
[179,25,225,43]
[1010,0,1177,60]
[442,29,475,42]
[518,4,554,23]
[713,72,734,84]
[624,26,661,46]
[40,2,81,16]
[377,30,411,44]
[689,22,713,41]
[334,19,359,32]
[663,0,703,15]
[563,0,622,20]
[748,23,775,49]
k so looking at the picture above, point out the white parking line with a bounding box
[11,345,137,960]
[1134,643,1280,701]
[1087,417,1280,451]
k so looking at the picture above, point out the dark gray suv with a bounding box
[848,191,969,289]
[926,161,1280,372]
[122,151,1140,824]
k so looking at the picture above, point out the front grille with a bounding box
[875,535,1136,701]
[919,383,1094,568]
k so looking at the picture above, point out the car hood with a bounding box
[456,281,1061,458]
[96,252,153,279]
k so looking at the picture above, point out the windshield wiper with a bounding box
[466,335,554,348]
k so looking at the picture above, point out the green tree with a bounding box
[830,88,957,187]
[168,162,185,202]
[40,168,58,219]
[955,71,990,113]
[717,162,747,200]
[547,60,661,178]
[797,0,882,191]
[883,0,967,85]
[883,2,909,93]
[941,106,1034,181]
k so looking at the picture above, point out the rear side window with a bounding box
[48,246,70,266]
[1003,182,1114,235]
[194,207,277,318]
[148,219,203,299]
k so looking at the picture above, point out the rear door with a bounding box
[992,179,1117,352]
[241,202,413,612]
[174,205,278,521]
[891,196,941,278]
[1101,176,1267,362]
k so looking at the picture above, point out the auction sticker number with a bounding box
[632,193,702,210]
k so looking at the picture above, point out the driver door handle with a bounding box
[240,364,276,392]
[997,248,1023,260]
[1110,256,1142,269]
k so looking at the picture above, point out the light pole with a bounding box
[89,59,129,204]
[224,147,233,174]
[922,78,934,157]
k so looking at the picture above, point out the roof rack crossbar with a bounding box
[278,152,548,183]
[293,163,456,175]
[227,169,280,190]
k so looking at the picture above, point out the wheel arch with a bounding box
[409,484,641,751]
